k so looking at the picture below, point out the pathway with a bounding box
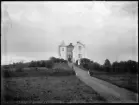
[68,63,138,103]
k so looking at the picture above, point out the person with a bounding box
[88,69,91,76]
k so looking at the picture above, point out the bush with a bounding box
[15,67,23,72]
[29,61,37,67]
[3,69,12,78]
[3,65,10,70]
[45,60,54,69]
[49,57,68,64]
[83,64,89,70]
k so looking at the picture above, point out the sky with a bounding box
[1,1,138,65]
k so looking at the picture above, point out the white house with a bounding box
[58,41,86,65]
[58,41,67,60]
[73,41,86,65]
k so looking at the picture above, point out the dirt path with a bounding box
[68,63,138,103]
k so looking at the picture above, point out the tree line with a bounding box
[2,57,68,70]
[79,58,138,74]
[28,57,67,68]
[2,57,138,74]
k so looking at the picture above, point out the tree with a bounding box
[41,61,46,67]
[14,61,25,72]
[111,60,138,74]
[50,57,57,63]
[126,60,138,73]
[112,61,118,72]
[45,60,54,69]
[103,59,111,72]
[80,58,91,70]
[88,62,101,71]
[80,58,91,65]
[29,61,38,67]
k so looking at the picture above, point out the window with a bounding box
[62,48,64,51]
[78,54,82,58]
[79,46,81,50]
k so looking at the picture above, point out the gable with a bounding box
[73,43,85,52]
[76,43,85,48]
[77,41,85,47]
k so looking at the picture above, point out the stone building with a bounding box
[58,41,86,65]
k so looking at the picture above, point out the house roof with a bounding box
[77,41,85,47]
[59,41,85,48]
[67,43,74,47]
[59,40,66,47]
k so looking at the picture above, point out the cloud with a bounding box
[1,20,59,53]
[1,1,138,65]
[1,54,36,65]
[1,51,58,65]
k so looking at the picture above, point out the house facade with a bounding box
[58,41,86,65]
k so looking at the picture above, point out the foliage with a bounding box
[80,58,91,69]
[49,57,68,63]
[45,60,54,69]
[111,60,138,73]
[3,69,11,78]
[80,58,91,64]
[80,58,138,74]
[88,62,102,71]
[15,62,24,72]
[2,65,10,69]
[2,57,138,74]
[103,59,111,72]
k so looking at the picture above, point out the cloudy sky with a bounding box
[1,1,138,65]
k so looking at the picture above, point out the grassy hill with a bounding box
[90,71,138,93]
[2,63,106,103]
[53,63,73,70]
[2,76,106,103]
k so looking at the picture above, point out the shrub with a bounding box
[83,64,89,70]
[3,69,12,78]
[3,65,10,70]
[49,57,68,64]
[29,61,38,67]
[45,60,54,69]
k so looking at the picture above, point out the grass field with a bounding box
[89,71,138,93]
[77,65,138,93]
[2,76,106,103]
[2,63,106,103]
[2,64,75,78]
